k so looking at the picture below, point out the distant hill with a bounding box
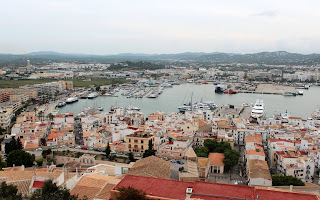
[0,51,320,67]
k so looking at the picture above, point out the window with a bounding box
[141,140,144,143]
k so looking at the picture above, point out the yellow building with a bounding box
[125,132,155,153]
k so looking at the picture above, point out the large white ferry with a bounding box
[251,99,266,119]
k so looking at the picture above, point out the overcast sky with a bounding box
[1,0,320,54]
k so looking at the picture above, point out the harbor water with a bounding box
[58,84,320,119]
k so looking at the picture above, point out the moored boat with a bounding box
[251,99,266,119]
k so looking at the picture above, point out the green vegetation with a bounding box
[272,175,305,186]
[0,155,7,170]
[35,157,44,167]
[5,137,23,155]
[194,139,240,171]
[143,140,156,158]
[0,182,22,200]
[116,186,148,200]
[42,148,52,159]
[0,78,130,88]
[105,143,111,158]
[128,152,135,163]
[6,150,35,167]
[30,180,86,200]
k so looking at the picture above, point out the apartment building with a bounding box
[125,132,155,153]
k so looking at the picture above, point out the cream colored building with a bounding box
[0,107,13,129]
[125,132,155,153]
[208,153,225,174]
[10,94,29,103]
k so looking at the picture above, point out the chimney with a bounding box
[290,185,293,192]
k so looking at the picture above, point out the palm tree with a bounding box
[47,113,54,123]
[38,111,44,121]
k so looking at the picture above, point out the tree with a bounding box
[5,137,23,155]
[116,186,148,200]
[95,86,101,91]
[6,150,35,167]
[16,137,23,150]
[143,140,156,158]
[223,149,240,171]
[0,127,6,135]
[128,152,135,162]
[0,155,6,170]
[0,182,22,200]
[105,143,111,158]
[38,111,44,121]
[47,113,54,122]
[272,175,305,186]
[41,138,47,146]
[35,158,44,166]
[30,180,79,200]
[42,148,52,159]
[194,146,209,157]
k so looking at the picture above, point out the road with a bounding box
[170,159,187,180]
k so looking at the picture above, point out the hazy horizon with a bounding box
[1,0,320,54]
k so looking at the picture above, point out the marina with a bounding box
[58,83,320,119]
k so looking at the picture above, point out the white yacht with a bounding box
[251,99,266,119]
[66,96,78,104]
[87,92,99,99]
[161,82,173,87]
[128,105,140,111]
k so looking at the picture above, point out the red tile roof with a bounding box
[32,181,45,188]
[114,175,318,200]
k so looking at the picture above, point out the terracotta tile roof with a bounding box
[248,159,271,181]
[71,185,101,200]
[6,180,31,194]
[0,171,62,181]
[95,183,116,200]
[71,174,120,200]
[245,135,262,144]
[246,149,265,157]
[128,156,170,179]
[208,153,225,166]
[185,147,197,158]
[25,142,39,149]
[198,120,207,128]
[197,158,209,167]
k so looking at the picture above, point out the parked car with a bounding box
[51,146,57,149]
[110,150,116,154]
[81,146,88,150]
[177,160,184,165]
[36,148,43,151]
[117,151,123,155]
[88,147,94,151]
[75,146,81,149]
[69,145,75,148]
[170,159,176,163]
[94,148,102,152]
[162,157,168,161]
[134,153,141,157]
